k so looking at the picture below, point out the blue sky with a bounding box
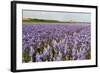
[23,10,91,22]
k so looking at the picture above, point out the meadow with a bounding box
[22,22,91,63]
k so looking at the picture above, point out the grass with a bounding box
[22,18,90,24]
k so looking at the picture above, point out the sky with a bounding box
[23,10,91,22]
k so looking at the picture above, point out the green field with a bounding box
[22,18,71,24]
[22,18,90,24]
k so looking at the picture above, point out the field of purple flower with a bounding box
[22,23,91,63]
